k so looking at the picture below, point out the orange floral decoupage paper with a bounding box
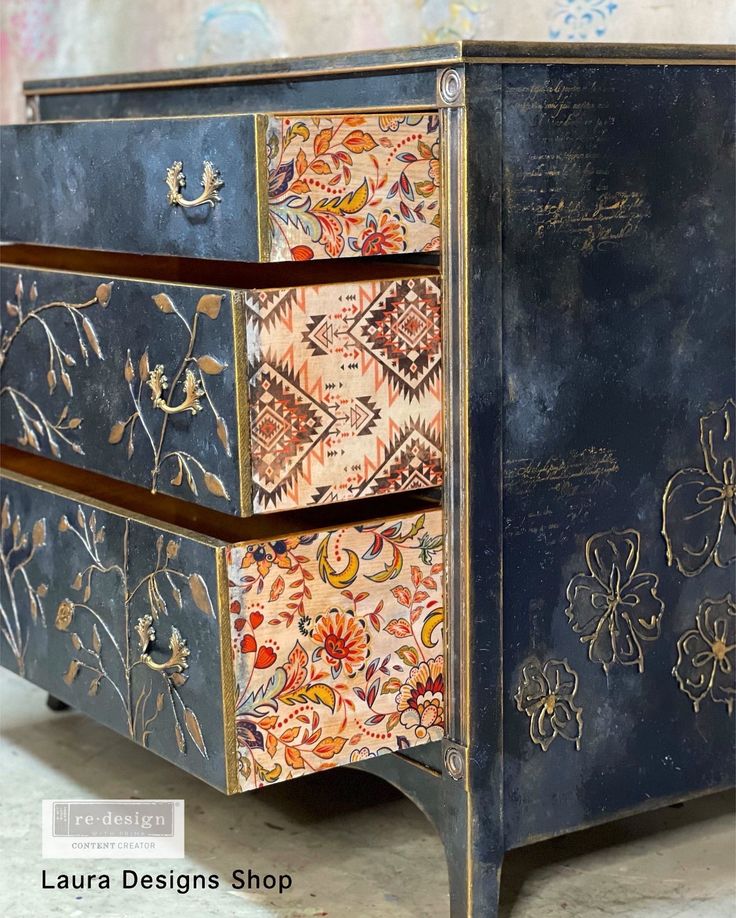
[266,113,440,261]
[226,509,444,790]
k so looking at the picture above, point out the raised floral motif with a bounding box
[565,528,664,673]
[673,595,735,715]
[515,658,583,752]
[0,497,48,677]
[227,509,444,790]
[56,507,210,756]
[662,399,735,577]
[107,290,231,503]
[266,113,440,261]
[1,272,110,457]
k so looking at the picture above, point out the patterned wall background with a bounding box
[1,0,734,122]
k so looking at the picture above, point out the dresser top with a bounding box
[24,41,735,96]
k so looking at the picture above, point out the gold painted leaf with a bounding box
[196,294,223,319]
[29,282,37,302]
[63,660,80,685]
[184,708,207,757]
[166,539,179,560]
[47,369,57,392]
[196,355,226,375]
[156,692,165,712]
[29,594,38,622]
[124,354,135,383]
[91,624,101,654]
[139,351,150,381]
[72,572,83,590]
[170,671,187,687]
[5,300,19,317]
[61,370,73,396]
[32,518,46,549]
[153,292,175,313]
[1,499,9,530]
[82,318,102,358]
[68,418,82,429]
[71,633,82,650]
[95,283,112,305]
[170,459,183,487]
[175,721,186,753]
[14,275,22,299]
[188,574,214,617]
[108,422,125,444]
[216,416,230,456]
[88,677,100,696]
[37,583,48,597]
[204,472,230,500]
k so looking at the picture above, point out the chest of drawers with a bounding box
[1,42,734,917]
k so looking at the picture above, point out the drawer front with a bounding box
[0,116,263,262]
[0,112,439,262]
[0,471,444,793]
[0,266,442,515]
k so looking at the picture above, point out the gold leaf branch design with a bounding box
[1,274,111,457]
[57,512,209,758]
[0,498,48,677]
[108,291,232,502]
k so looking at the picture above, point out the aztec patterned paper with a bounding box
[241,275,443,513]
[266,113,440,261]
[226,508,444,791]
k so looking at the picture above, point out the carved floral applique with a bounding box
[55,506,211,757]
[107,290,231,503]
[662,399,736,577]
[0,497,48,677]
[673,595,735,715]
[565,529,664,673]
[1,273,110,457]
[515,658,583,752]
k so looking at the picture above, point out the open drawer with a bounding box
[0,264,442,515]
[0,112,440,261]
[0,466,444,793]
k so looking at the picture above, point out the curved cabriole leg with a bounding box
[353,751,503,918]
[441,776,503,918]
[46,694,70,712]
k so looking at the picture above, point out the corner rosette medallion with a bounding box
[515,658,583,752]
[565,529,664,673]
[673,595,735,715]
[662,398,736,577]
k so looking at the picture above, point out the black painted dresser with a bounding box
[1,42,734,916]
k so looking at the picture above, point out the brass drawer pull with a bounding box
[166,160,223,209]
[137,615,190,674]
[148,365,203,416]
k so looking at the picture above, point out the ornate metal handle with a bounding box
[147,366,203,416]
[166,160,223,209]
[136,616,190,673]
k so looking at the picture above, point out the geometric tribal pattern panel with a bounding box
[266,113,441,261]
[240,276,443,513]
[226,508,444,791]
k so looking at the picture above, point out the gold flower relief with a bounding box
[55,507,211,756]
[0,497,48,677]
[515,658,583,752]
[662,398,736,577]
[565,529,664,673]
[107,290,231,503]
[673,595,735,715]
[1,273,111,457]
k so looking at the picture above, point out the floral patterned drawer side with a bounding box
[241,275,443,514]
[226,508,444,790]
[266,113,440,262]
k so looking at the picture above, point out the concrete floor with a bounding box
[1,669,734,918]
